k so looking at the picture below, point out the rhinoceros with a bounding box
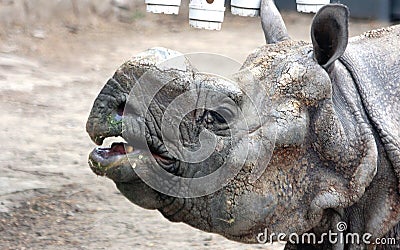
[86,2,400,249]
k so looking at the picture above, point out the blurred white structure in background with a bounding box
[296,0,330,13]
[144,0,331,30]
[145,0,182,15]
[231,0,262,17]
[189,0,226,30]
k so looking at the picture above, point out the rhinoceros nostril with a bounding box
[117,101,126,116]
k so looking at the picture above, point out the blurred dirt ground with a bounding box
[0,0,392,249]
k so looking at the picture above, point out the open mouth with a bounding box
[88,135,175,178]
[87,96,177,178]
[97,142,134,158]
[88,141,135,176]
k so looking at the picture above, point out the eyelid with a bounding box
[214,107,235,123]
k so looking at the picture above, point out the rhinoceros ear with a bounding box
[311,4,349,68]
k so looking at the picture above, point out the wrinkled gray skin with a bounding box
[86,2,400,249]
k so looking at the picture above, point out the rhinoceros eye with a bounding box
[210,110,227,123]
[205,106,235,124]
[201,108,233,135]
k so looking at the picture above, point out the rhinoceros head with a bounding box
[86,4,378,243]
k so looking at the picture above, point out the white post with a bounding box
[145,0,182,15]
[231,0,262,17]
[189,0,226,30]
[296,0,330,13]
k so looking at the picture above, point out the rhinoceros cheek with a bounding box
[209,192,276,236]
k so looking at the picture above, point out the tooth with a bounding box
[126,146,134,153]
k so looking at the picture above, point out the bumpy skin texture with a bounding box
[86,5,400,250]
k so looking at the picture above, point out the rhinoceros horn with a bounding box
[260,0,290,44]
